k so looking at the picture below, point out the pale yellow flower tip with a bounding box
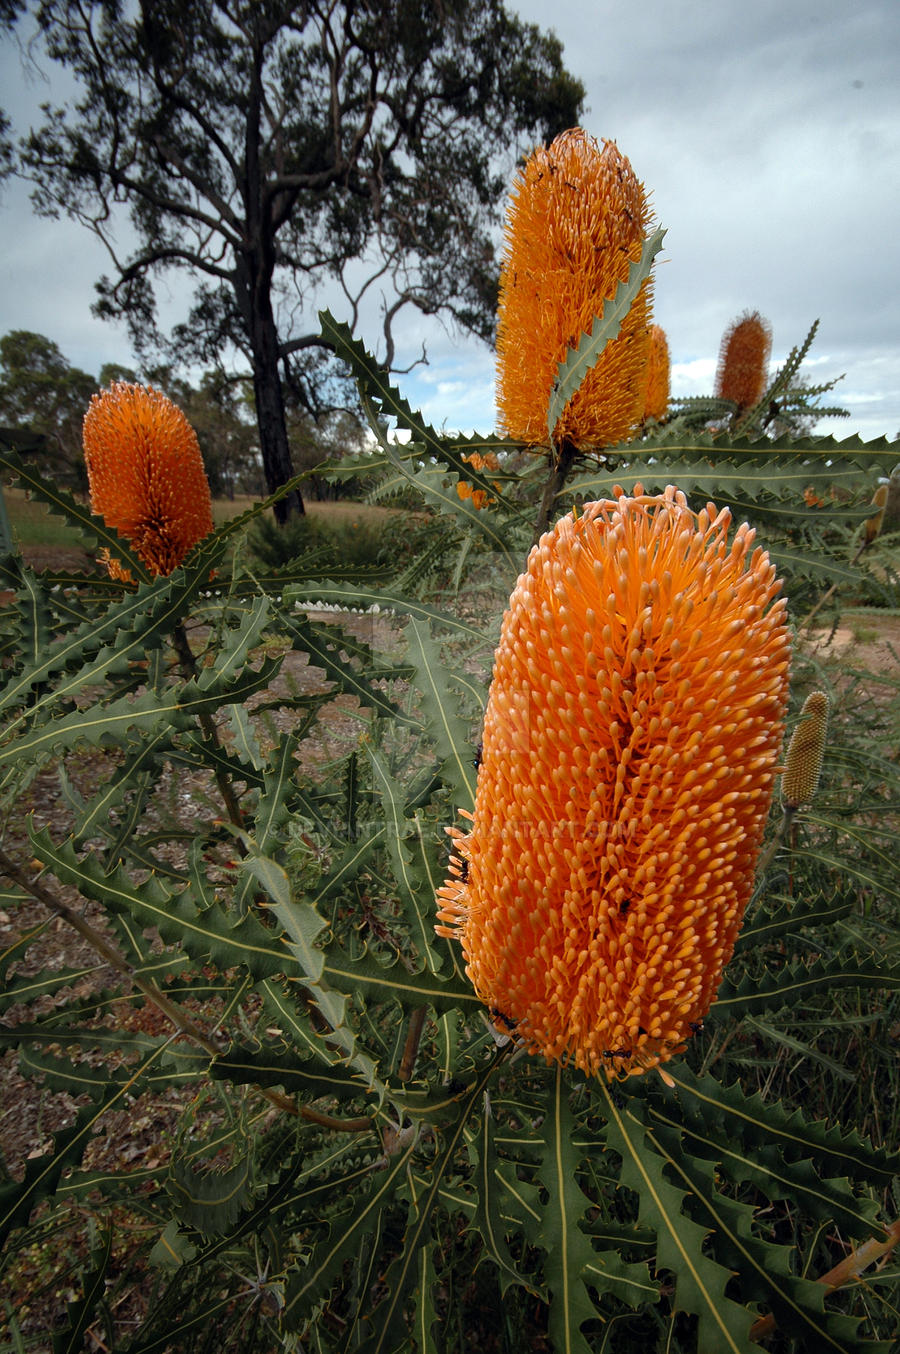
[782,691,829,809]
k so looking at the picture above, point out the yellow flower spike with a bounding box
[782,691,829,810]
[496,129,655,449]
[643,325,670,422]
[83,382,214,580]
[436,486,790,1080]
[715,310,772,413]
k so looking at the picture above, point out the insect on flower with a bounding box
[436,486,790,1080]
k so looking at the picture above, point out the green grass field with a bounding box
[2,485,389,550]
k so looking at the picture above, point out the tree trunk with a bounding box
[239,26,305,525]
[245,296,305,522]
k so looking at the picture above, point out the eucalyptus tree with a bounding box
[9,0,583,517]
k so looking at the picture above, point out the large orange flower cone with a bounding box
[83,382,213,579]
[496,129,655,449]
[436,486,790,1079]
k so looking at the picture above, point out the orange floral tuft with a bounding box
[496,129,655,449]
[457,451,500,510]
[436,486,790,1080]
[715,311,772,412]
[83,382,213,579]
[643,325,670,421]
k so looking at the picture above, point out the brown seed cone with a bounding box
[496,129,655,449]
[83,382,214,579]
[436,486,790,1080]
[782,691,829,809]
[714,311,772,412]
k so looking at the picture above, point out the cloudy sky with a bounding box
[2,0,899,441]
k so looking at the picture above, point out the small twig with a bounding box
[749,1218,900,1342]
[0,844,227,1056]
[754,804,798,877]
[397,1007,427,1082]
[801,539,867,632]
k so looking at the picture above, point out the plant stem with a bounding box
[533,437,578,543]
[171,620,245,830]
[749,1218,900,1342]
[397,1007,427,1082]
[754,804,797,876]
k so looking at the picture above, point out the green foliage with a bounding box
[666,319,851,439]
[0,330,96,489]
[1,319,899,1354]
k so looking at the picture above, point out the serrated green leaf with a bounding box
[662,1066,898,1189]
[0,442,149,581]
[358,1058,499,1354]
[405,618,477,812]
[0,537,229,725]
[29,827,294,981]
[735,894,854,954]
[276,602,417,726]
[209,1043,376,1107]
[358,405,522,572]
[467,1092,542,1297]
[599,1082,759,1353]
[535,1067,617,1353]
[281,1131,418,1329]
[547,227,666,440]
[711,953,900,1022]
[169,1151,255,1237]
[641,1073,881,1237]
[1,655,281,770]
[364,741,447,975]
[149,1217,198,1271]
[319,311,524,519]
[642,1114,870,1351]
[284,580,487,640]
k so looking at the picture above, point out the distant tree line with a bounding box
[0,329,373,500]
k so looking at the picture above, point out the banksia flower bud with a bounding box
[83,382,213,580]
[436,486,790,1080]
[643,325,670,421]
[865,483,888,545]
[496,129,655,449]
[782,691,828,809]
[715,311,772,412]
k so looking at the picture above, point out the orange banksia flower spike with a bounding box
[782,691,828,809]
[496,129,655,449]
[643,324,670,421]
[715,310,772,412]
[436,486,790,1080]
[83,382,214,580]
